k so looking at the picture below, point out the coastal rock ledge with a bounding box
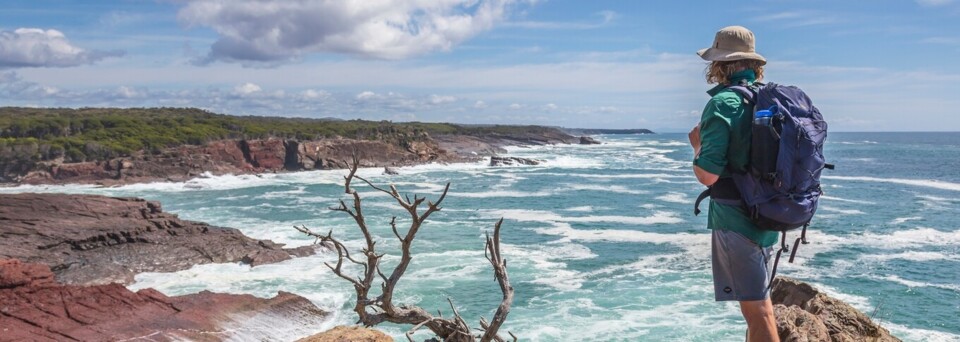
[0,193,317,286]
[772,277,900,342]
[0,259,329,341]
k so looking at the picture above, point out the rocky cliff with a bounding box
[0,259,329,341]
[772,277,900,342]
[0,193,316,285]
[13,131,573,185]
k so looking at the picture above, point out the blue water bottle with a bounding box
[754,108,773,126]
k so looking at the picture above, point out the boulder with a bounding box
[579,136,601,145]
[297,326,393,342]
[772,277,900,342]
[490,156,541,166]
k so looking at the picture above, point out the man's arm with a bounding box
[688,125,720,186]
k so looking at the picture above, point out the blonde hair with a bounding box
[705,59,765,85]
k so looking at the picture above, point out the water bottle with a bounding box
[754,109,773,126]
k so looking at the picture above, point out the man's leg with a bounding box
[740,298,778,342]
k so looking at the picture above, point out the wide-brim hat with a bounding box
[697,26,766,65]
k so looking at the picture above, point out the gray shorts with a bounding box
[711,229,774,301]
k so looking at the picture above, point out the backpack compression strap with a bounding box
[767,222,811,290]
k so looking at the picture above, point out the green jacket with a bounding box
[693,69,779,247]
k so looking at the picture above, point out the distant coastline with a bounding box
[0,107,622,186]
[564,128,655,135]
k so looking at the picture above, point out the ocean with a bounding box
[3,132,958,341]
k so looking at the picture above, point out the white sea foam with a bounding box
[823,175,960,192]
[818,206,865,215]
[873,274,960,292]
[487,209,683,226]
[564,205,596,212]
[884,322,960,342]
[859,251,959,262]
[819,195,876,205]
[453,190,554,198]
[890,216,922,225]
[563,183,648,195]
[655,192,689,204]
[532,222,709,254]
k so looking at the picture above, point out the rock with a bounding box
[579,136,601,145]
[0,193,317,286]
[241,139,288,171]
[297,326,393,342]
[490,156,541,166]
[383,166,399,175]
[0,259,56,289]
[775,305,832,342]
[0,259,329,342]
[772,277,900,342]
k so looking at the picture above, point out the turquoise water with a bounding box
[3,133,958,341]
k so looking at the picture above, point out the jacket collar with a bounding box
[706,69,757,96]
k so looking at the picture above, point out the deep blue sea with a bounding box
[4,132,958,341]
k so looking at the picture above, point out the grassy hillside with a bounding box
[0,107,562,166]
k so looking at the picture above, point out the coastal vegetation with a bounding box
[0,106,562,169]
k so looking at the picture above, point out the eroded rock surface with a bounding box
[297,326,393,342]
[772,277,900,342]
[0,259,329,342]
[0,193,316,285]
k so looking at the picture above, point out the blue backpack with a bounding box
[694,81,832,283]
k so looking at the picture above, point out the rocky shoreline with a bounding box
[8,131,576,186]
[0,193,317,286]
[0,259,329,341]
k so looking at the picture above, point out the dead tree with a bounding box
[295,155,515,342]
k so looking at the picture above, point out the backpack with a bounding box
[694,81,832,285]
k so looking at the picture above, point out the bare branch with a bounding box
[480,218,514,342]
[297,161,515,341]
[343,154,360,194]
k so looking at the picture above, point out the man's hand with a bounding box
[688,125,701,156]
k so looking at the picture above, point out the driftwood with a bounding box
[295,156,515,342]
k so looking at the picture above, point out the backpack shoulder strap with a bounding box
[726,81,763,105]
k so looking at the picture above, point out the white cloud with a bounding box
[355,91,378,100]
[544,103,557,110]
[0,28,123,68]
[233,82,261,95]
[428,94,456,105]
[508,103,523,110]
[916,0,954,6]
[178,0,533,64]
[474,100,488,109]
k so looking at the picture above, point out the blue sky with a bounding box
[1,0,959,132]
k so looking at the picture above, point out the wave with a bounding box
[822,175,960,192]
[487,209,684,226]
[890,216,922,225]
[562,183,649,195]
[655,192,689,204]
[819,195,876,205]
[817,206,865,215]
[859,251,958,262]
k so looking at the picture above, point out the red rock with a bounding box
[0,259,329,342]
[0,259,55,288]
[243,139,287,170]
[0,193,316,285]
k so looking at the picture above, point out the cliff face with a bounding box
[11,132,573,185]
[0,259,329,342]
[17,137,452,185]
[772,277,901,342]
[0,193,315,285]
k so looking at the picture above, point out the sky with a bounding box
[1,0,960,132]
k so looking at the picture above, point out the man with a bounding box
[689,26,780,342]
